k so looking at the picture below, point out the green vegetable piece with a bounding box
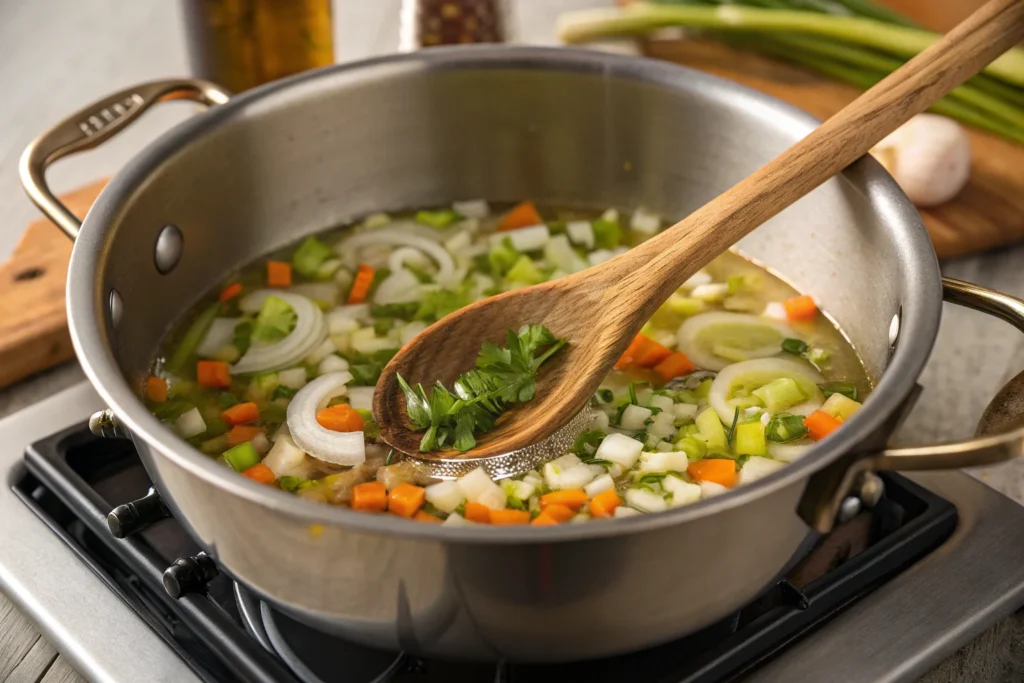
[414,288,471,323]
[752,378,807,413]
[355,408,381,439]
[153,400,194,422]
[807,347,831,367]
[675,423,700,439]
[734,421,767,456]
[405,262,434,284]
[696,407,728,453]
[665,295,706,317]
[591,218,621,249]
[251,296,296,343]
[597,388,614,403]
[572,429,606,456]
[781,338,809,356]
[371,302,419,319]
[675,436,707,460]
[167,302,221,374]
[693,378,713,400]
[506,255,545,285]
[218,393,240,409]
[367,267,392,299]
[223,442,260,472]
[727,273,763,294]
[415,208,460,228]
[260,402,287,424]
[821,380,858,401]
[278,476,303,492]
[292,236,333,277]
[374,318,395,336]
[272,385,297,400]
[487,238,521,277]
[765,413,809,443]
[315,259,342,281]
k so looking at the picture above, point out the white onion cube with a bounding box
[700,481,729,499]
[318,354,349,375]
[626,488,668,513]
[638,451,690,473]
[664,475,702,507]
[648,395,674,413]
[594,433,644,469]
[673,403,699,420]
[425,481,465,514]
[566,220,595,249]
[584,474,615,498]
[738,456,787,485]
[614,506,641,518]
[620,404,653,431]
[452,199,490,219]
[630,207,662,235]
[174,408,206,438]
[346,386,374,412]
[278,367,308,390]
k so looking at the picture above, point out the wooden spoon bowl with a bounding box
[375,0,1024,464]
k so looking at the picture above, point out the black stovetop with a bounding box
[12,423,958,683]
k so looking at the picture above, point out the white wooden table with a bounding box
[1,1,1022,681]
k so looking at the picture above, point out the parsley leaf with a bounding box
[397,325,567,452]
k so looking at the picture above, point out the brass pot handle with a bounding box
[800,277,1024,532]
[19,79,231,240]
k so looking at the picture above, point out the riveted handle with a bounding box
[19,79,231,240]
[800,278,1024,532]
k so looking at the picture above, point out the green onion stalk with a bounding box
[557,2,1024,142]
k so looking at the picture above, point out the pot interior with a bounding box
[76,47,939,450]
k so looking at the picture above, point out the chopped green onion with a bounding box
[278,476,303,492]
[415,209,460,228]
[821,380,858,401]
[573,429,607,456]
[292,236,333,277]
[781,338,810,356]
[218,393,240,409]
[223,442,260,472]
[272,385,297,400]
[370,302,419,319]
[765,413,809,443]
[597,388,614,403]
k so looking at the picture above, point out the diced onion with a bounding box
[278,367,308,390]
[347,386,374,411]
[263,434,312,478]
[626,488,667,513]
[232,291,327,375]
[175,408,206,438]
[374,268,421,304]
[769,441,813,462]
[196,318,240,358]
[452,199,490,219]
[738,456,787,485]
[566,220,594,249]
[594,433,643,469]
[425,481,465,513]
[620,404,652,431]
[588,249,614,266]
[318,354,349,375]
[630,207,661,235]
[286,372,364,466]
[708,358,824,424]
[491,224,550,252]
[664,476,702,507]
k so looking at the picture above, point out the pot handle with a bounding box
[19,79,231,240]
[799,277,1024,532]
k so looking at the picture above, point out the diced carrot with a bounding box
[222,401,259,426]
[266,261,292,287]
[654,351,696,382]
[631,337,673,368]
[145,376,168,403]
[531,512,559,526]
[543,504,575,523]
[687,459,738,488]
[352,481,388,512]
[783,294,818,320]
[315,404,365,432]
[804,410,843,441]
[226,424,264,447]
[614,333,648,370]
[388,483,427,518]
[242,463,276,485]
[196,360,231,389]
[540,489,589,512]
[464,502,492,524]
[219,282,243,302]
[497,200,542,231]
[589,489,621,518]
[347,263,375,304]
[490,509,531,525]
[413,510,443,523]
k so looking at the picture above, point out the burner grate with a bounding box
[12,422,957,683]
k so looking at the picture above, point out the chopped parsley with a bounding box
[397,325,568,452]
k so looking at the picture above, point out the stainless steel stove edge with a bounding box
[0,383,200,683]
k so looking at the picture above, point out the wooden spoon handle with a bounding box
[611,0,1024,318]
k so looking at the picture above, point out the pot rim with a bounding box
[66,45,941,543]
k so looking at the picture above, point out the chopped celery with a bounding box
[675,423,700,439]
[752,378,807,413]
[696,407,728,453]
[415,208,460,228]
[371,302,419,319]
[675,436,707,460]
[356,409,381,438]
[807,347,831,366]
[260,402,287,424]
[251,296,297,343]
[278,476,303,492]
[292,236,333,277]
[167,302,220,373]
[734,421,767,456]
[223,442,260,472]
[693,378,713,399]
[666,295,706,316]
[821,393,862,421]
[821,380,858,401]
[727,273,763,294]
[233,320,253,355]
[781,338,809,356]
[200,434,230,455]
[414,288,471,323]
[722,296,759,312]
[506,255,545,284]
[315,258,342,280]
[591,218,621,249]
[488,238,521,276]
[765,413,809,443]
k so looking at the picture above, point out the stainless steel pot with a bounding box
[20,47,1024,662]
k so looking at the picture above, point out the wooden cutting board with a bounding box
[0,181,105,389]
[639,37,1024,260]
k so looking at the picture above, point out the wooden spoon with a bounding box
[375,0,1024,461]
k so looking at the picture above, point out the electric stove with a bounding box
[2,383,1024,683]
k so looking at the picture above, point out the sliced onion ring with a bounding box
[286,371,365,466]
[708,358,824,424]
[678,312,795,372]
[231,290,327,375]
[336,228,454,282]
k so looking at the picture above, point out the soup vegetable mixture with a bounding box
[145,201,870,526]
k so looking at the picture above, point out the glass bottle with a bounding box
[181,0,334,93]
